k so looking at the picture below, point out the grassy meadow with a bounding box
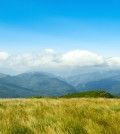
[0,98,120,134]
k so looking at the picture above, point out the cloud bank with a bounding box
[0,49,120,72]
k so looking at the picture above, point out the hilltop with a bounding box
[62,90,116,98]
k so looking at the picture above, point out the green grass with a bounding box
[62,90,116,98]
[0,98,120,134]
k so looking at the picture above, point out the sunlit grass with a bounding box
[0,98,120,134]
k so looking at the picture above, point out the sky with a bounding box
[0,0,120,74]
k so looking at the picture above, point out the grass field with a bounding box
[0,98,120,134]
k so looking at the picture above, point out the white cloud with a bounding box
[0,49,120,72]
[60,49,105,67]
[0,52,9,60]
[107,57,120,67]
[44,49,55,54]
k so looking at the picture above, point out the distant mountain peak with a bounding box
[0,71,76,98]
[0,73,7,79]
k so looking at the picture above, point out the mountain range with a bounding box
[65,70,120,96]
[0,70,120,98]
[0,72,76,98]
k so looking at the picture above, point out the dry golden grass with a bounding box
[0,98,120,134]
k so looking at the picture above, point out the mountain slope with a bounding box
[76,77,120,96]
[0,73,7,79]
[65,71,120,86]
[0,72,76,97]
[65,70,120,96]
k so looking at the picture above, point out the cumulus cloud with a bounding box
[60,49,105,67]
[0,49,120,72]
[107,57,120,67]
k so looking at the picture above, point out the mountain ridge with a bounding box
[0,72,76,98]
[1,70,120,98]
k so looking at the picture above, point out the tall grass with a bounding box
[0,98,120,134]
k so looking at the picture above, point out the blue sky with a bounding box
[0,0,120,56]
